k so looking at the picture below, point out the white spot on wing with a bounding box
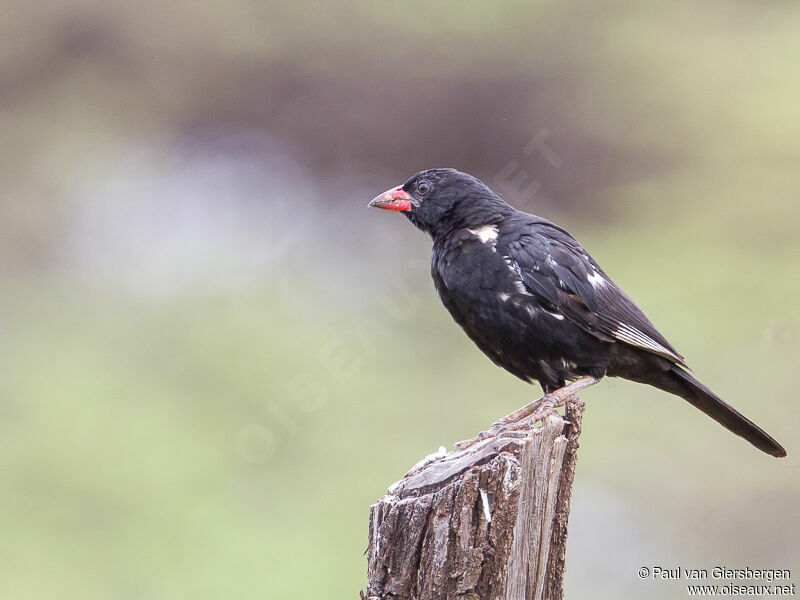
[498,292,510,302]
[468,225,498,249]
[587,270,606,288]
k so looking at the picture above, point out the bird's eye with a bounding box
[417,181,431,195]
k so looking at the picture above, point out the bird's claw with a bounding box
[530,400,556,423]
[488,419,512,438]
[453,396,569,451]
[453,419,533,452]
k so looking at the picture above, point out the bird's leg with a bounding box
[490,376,600,433]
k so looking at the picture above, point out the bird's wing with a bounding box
[507,222,688,367]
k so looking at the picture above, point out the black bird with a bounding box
[368,168,786,458]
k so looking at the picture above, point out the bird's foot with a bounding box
[489,399,546,431]
[452,376,599,452]
[455,402,550,451]
[453,421,533,451]
[545,375,601,407]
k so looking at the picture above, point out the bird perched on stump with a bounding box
[368,168,786,458]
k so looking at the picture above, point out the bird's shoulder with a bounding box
[431,224,515,296]
[495,214,584,255]
[432,224,501,265]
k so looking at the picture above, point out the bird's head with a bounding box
[368,168,509,238]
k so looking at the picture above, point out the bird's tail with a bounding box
[653,366,786,457]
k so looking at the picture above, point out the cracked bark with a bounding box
[362,397,585,600]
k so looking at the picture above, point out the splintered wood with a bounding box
[363,398,585,600]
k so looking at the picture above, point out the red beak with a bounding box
[367,186,413,212]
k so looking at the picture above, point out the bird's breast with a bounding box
[433,236,521,299]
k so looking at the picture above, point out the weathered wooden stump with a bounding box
[363,397,585,600]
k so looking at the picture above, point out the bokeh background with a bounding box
[2,1,799,598]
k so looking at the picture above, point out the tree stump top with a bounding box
[364,398,586,600]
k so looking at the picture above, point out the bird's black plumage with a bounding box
[369,168,786,457]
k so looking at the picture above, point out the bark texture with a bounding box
[363,398,585,600]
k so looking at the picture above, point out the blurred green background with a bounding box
[2,1,799,598]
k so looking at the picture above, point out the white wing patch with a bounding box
[468,225,498,248]
[614,323,680,361]
[587,270,606,289]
